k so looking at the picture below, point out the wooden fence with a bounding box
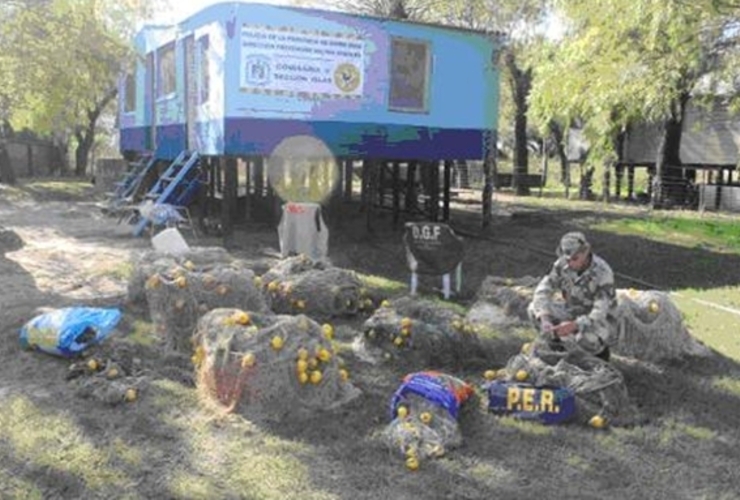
[2,138,60,177]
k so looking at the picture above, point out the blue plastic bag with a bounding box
[389,371,474,421]
[19,307,122,357]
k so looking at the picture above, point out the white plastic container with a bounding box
[151,227,190,255]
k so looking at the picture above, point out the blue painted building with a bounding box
[118,1,500,162]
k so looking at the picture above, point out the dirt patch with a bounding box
[1,182,739,499]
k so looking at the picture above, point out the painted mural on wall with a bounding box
[240,25,365,100]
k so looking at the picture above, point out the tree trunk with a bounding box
[74,127,95,177]
[481,129,497,228]
[74,86,117,177]
[505,52,532,196]
[655,92,689,207]
[548,121,569,185]
[56,140,70,176]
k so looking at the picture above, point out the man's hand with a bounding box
[552,320,578,337]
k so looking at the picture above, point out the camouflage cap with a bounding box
[558,231,590,257]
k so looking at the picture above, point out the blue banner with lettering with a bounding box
[486,381,576,425]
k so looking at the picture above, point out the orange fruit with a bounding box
[270,336,284,350]
[317,348,332,362]
[241,352,256,368]
[322,324,334,340]
[145,275,161,290]
[589,415,607,429]
[233,311,251,325]
[124,388,137,402]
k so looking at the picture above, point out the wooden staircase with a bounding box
[105,153,157,211]
[132,150,203,236]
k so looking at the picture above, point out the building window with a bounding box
[157,42,176,98]
[198,36,210,104]
[388,37,431,113]
[123,72,136,113]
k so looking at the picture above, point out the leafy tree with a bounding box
[530,0,738,205]
[431,0,552,196]
[0,0,156,176]
[333,0,432,19]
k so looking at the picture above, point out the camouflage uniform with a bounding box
[527,232,618,357]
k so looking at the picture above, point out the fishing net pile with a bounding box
[129,248,269,352]
[470,277,708,364]
[466,276,539,328]
[193,308,360,420]
[498,344,634,426]
[259,254,370,319]
[614,289,710,362]
[67,356,148,406]
[128,247,239,305]
[361,297,483,368]
[383,372,475,469]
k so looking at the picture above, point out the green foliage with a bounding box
[0,0,156,138]
[529,0,729,165]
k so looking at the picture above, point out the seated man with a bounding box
[527,231,618,361]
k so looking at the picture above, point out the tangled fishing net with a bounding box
[383,372,474,468]
[466,276,539,328]
[67,357,148,406]
[128,247,239,306]
[260,255,370,319]
[193,308,360,420]
[471,277,708,364]
[361,297,483,369]
[130,248,269,352]
[498,344,634,426]
[614,288,710,362]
